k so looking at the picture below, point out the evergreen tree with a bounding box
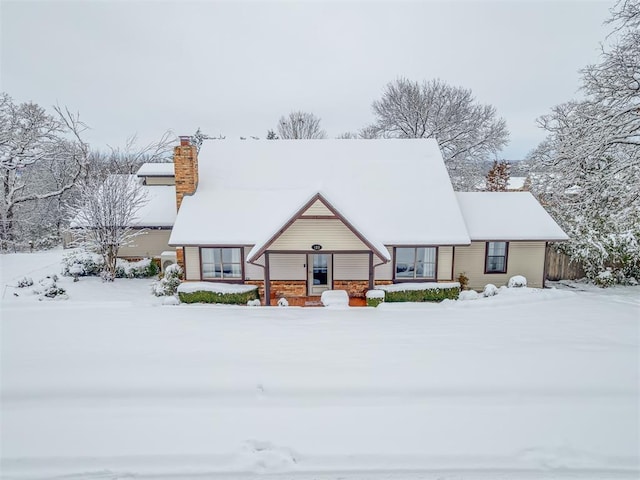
[485,160,511,191]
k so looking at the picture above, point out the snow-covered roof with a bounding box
[136,162,175,177]
[70,176,176,228]
[455,192,568,241]
[169,139,472,248]
[134,184,176,227]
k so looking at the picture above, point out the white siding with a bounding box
[119,230,171,258]
[244,246,264,281]
[334,253,369,280]
[144,176,175,186]
[184,247,201,281]
[454,241,546,289]
[270,219,368,251]
[437,246,454,281]
[375,248,394,281]
[269,253,306,280]
[303,199,332,216]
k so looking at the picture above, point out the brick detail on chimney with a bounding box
[174,142,198,211]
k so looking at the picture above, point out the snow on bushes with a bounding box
[366,289,385,307]
[62,250,159,279]
[177,282,259,305]
[277,297,289,307]
[508,275,527,288]
[459,290,480,301]
[152,263,183,297]
[34,275,67,300]
[483,284,499,297]
[594,268,615,288]
[247,299,261,307]
[321,290,349,308]
[16,277,33,288]
[376,282,460,303]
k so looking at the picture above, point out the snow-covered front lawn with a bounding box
[1,250,639,479]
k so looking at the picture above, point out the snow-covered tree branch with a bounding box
[68,175,148,280]
[0,94,87,250]
[529,0,640,282]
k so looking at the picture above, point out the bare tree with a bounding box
[485,160,511,191]
[69,175,148,280]
[0,94,87,250]
[277,111,327,139]
[366,78,509,190]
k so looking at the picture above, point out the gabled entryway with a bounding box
[246,193,391,304]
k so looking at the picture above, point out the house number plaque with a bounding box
[311,244,322,251]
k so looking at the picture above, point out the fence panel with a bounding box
[546,247,585,281]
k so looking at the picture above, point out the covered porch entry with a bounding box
[246,193,390,306]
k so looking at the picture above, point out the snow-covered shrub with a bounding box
[550,229,640,286]
[115,258,159,279]
[594,268,615,288]
[61,250,103,277]
[34,276,67,300]
[483,284,499,297]
[16,277,33,288]
[366,289,385,307]
[507,275,527,288]
[152,263,183,296]
[277,297,289,307]
[377,282,460,303]
[458,290,480,301]
[162,296,180,306]
[177,282,259,305]
[247,299,261,307]
[321,290,349,307]
[62,250,159,280]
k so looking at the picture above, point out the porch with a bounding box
[265,295,368,307]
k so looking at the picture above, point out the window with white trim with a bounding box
[201,247,242,279]
[485,242,507,273]
[395,247,436,279]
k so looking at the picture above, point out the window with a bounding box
[485,242,508,273]
[395,247,436,280]
[201,247,242,279]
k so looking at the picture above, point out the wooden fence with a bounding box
[545,246,585,281]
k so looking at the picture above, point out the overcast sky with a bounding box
[2,0,615,160]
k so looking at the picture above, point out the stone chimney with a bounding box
[174,135,198,211]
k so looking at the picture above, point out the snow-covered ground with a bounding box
[1,249,639,479]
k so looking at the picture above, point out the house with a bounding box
[167,137,568,304]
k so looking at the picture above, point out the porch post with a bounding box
[264,252,271,306]
[368,251,374,290]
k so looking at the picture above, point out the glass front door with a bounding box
[308,254,332,295]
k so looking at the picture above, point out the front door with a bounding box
[308,254,332,296]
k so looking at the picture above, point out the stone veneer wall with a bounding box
[333,280,369,298]
[270,281,307,299]
[244,280,265,303]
